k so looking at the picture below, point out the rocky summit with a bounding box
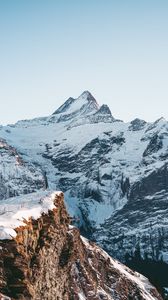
[0,91,168,297]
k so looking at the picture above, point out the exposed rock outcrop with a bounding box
[0,192,162,300]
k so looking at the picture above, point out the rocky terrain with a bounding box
[0,139,46,200]
[0,91,168,295]
[0,192,162,300]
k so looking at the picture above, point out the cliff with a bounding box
[0,192,163,300]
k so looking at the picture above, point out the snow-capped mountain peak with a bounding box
[52,91,99,122]
[77,90,99,108]
[13,91,114,128]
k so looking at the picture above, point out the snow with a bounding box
[0,119,149,180]
[59,93,91,115]
[53,91,99,120]
[0,139,45,199]
[78,292,86,300]
[0,91,168,266]
[81,236,159,300]
[160,251,168,263]
[0,105,167,230]
[0,119,146,188]
[81,196,127,226]
[0,191,61,240]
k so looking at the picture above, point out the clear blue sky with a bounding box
[0,0,168,124]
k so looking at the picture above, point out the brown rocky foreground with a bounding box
[0,192,163,300]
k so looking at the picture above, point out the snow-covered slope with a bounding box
[0,91,168,294]
[0,139,46,200]
[53,90,99,117]
[0,190,57,240]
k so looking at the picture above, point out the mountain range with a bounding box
[0,91,168,298]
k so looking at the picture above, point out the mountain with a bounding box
[53,90,99,117]
[0,138,47,199]
[0,91,168,296]
[0,192,162,300]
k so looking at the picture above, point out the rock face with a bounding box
[0,139,46,200]
[0,192,162,300]
[0,92,168,294]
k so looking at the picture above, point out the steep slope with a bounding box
[53,90,99,119]
[0,192,162,300]
[0,91,168,294]
[0,139,46,200]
